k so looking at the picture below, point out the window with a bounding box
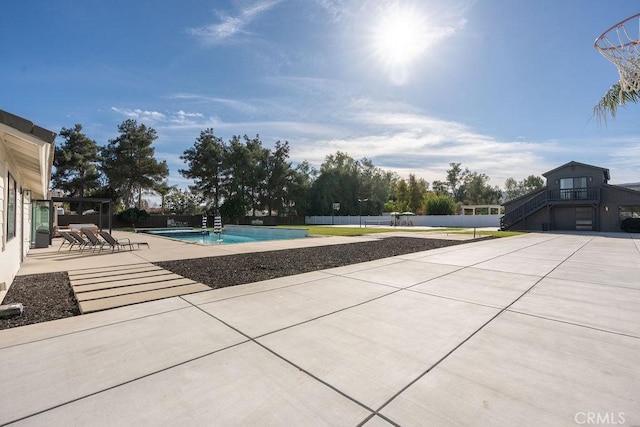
[560,176,587,200]
[619,205,640,220]
[7,173,16,240]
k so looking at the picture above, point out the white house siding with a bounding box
[0,158,24,298]
[22,192,31,260]
[1,152,15,297]
[0,111,55,299]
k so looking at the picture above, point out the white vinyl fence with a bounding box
[305,214,501,228]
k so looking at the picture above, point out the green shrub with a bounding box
[425,194,456,215]
[116,207,149,227]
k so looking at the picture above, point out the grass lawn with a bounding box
[279,225,524,238]
[457,230,523,238]
[279,225,464,236]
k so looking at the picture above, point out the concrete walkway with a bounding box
[1,232,639,425]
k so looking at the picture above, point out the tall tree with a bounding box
[431,180,449,196]
[503,175,545,202]
[165,188,201,215]
[359,158,398,215]
[446,162,470,202]
[222,135,253,220]
[287,161,316,216]
[309,151,361,215]
[153,180,176,215]
[179,128,226,213]
[407,174,428,213]
[101,119,168,209]
[243,134,269,216]
[51,124,101,204]
[503,177,520,203]
[263,140,293,216]
[461,172,501,205]
[395,179,410,212]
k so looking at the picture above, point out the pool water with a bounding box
[169,232,297,245]
[142,226,307,245]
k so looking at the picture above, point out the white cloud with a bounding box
[111,107,167,122]
[114,84,640,190]
[170,93,260,115]
[188,0,281,45]
[111,107,207,126]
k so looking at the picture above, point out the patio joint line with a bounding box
[357,412,402,427]
[505,310,640,340]
[555,258,640,271]
[0,305,194,351]
[182,296,378,415]
[368,235,596,423]
[533,274,640,291]
[191,273,336,304]
[2,340,249,426]
[403,288,506,311]
[249,286,402,340]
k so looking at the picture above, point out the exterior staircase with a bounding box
[500,188,548,231]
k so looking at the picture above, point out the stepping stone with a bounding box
[78,283,210,314]
[76,278,199,301]
[72,273,187,293]
[67,263,211,314]
[71,270,174,286]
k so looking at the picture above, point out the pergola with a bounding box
[50,197,114,234]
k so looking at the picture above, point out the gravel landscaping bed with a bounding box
[156,237,467,288]
[0,272,79,330]
[0,236,470,330]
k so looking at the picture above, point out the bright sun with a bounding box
[371,4,430,83]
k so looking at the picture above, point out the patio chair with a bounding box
[67,231,95,252]
[98,230,150,251]
[80,228,106,252]
[58,231,81,251]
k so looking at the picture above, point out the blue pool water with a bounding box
[142,226,307,245]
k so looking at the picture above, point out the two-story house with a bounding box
[501,161,640,232]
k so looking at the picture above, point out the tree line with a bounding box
[52,121,544,221]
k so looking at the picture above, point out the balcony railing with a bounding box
[547,187,600,202]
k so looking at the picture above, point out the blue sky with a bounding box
[3,0,640,189]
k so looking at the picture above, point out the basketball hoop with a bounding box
[594,13,640,93]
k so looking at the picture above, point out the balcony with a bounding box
[547,187,600,203]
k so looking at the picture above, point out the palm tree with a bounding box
[593,81,640,124]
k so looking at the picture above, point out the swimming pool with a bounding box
[141,225,308,245]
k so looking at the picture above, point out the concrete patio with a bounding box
[1,231,638,426]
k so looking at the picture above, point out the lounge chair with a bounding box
[98,230,150,251]
[58,231,81,251]
[80,228,106,252]
[67,231,95,252]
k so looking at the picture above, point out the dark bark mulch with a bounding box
[156,237,467,289]
[0,237,471,330]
